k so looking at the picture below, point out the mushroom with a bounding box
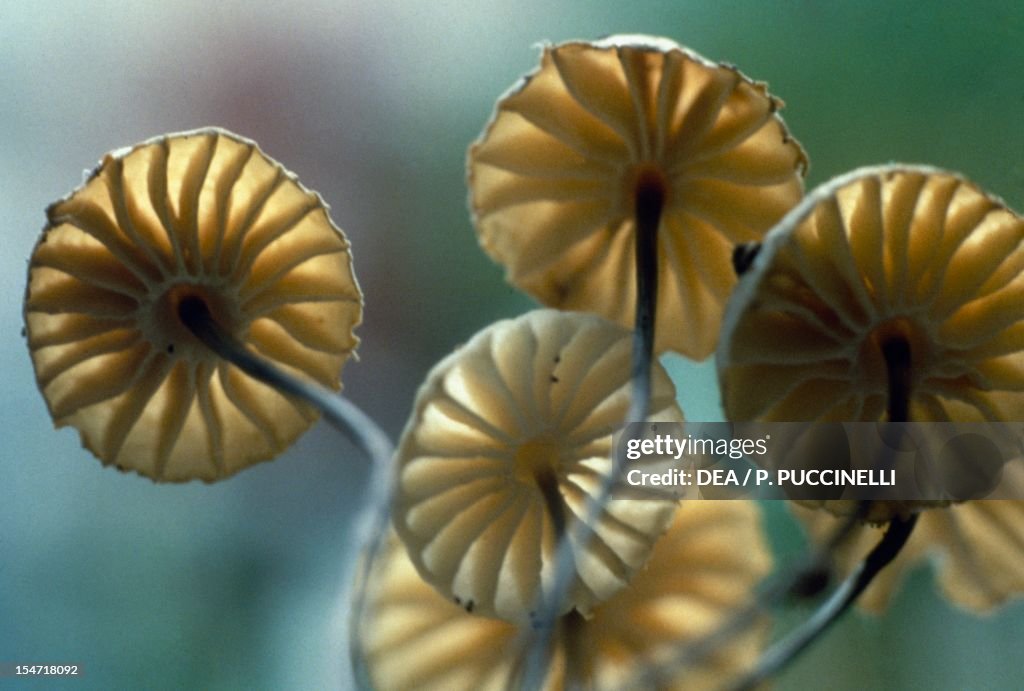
[719,164,1024,425]
[24,128,362,481]
[356,531,529,691]
[391,309,683,623]
[716,164,1024,611]
[468,34,807,360]
[358,501,771,690]
[717,164,1024,519]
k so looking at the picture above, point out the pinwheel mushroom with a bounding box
[719,164,1024,424]
[24,128,361,482]
[468,35,807,359]
[718,165,1024,512]
[391,309,683,623]
[359,502,771,690]
[717,164,1024,610]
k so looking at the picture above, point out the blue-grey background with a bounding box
[3,1,1022,689]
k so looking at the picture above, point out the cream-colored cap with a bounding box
[392,309,683,622]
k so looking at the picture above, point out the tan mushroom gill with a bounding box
[469,34,807,360]
[24,128,362,482]
[720,164,1024,519]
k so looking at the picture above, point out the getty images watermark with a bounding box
[614,422,1024,501]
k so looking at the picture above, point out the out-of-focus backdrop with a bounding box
[3,2,1023,689]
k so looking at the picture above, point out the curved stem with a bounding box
[726,339,916,687]
[719,337,914,688]
[177,296,395,688]
[728,514,919,691]
[179,296,392,461]
[520,177,664,689]
[624,500,872,689]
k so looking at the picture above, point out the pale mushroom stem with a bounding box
[178,296,393,463]
[629,336,919,687]
[624,501,873,688]
[178,296,397,686]
[520,179,667,689]
[728,513,919,691]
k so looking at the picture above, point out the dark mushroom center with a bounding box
[631,164,668,224]
[858,318,923,423]
[143,282,239,362]
[177,294,215,333]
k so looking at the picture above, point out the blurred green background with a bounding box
[3,1,1023,689]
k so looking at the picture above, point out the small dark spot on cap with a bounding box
[550,375,559,383]
[553,282,570,302]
